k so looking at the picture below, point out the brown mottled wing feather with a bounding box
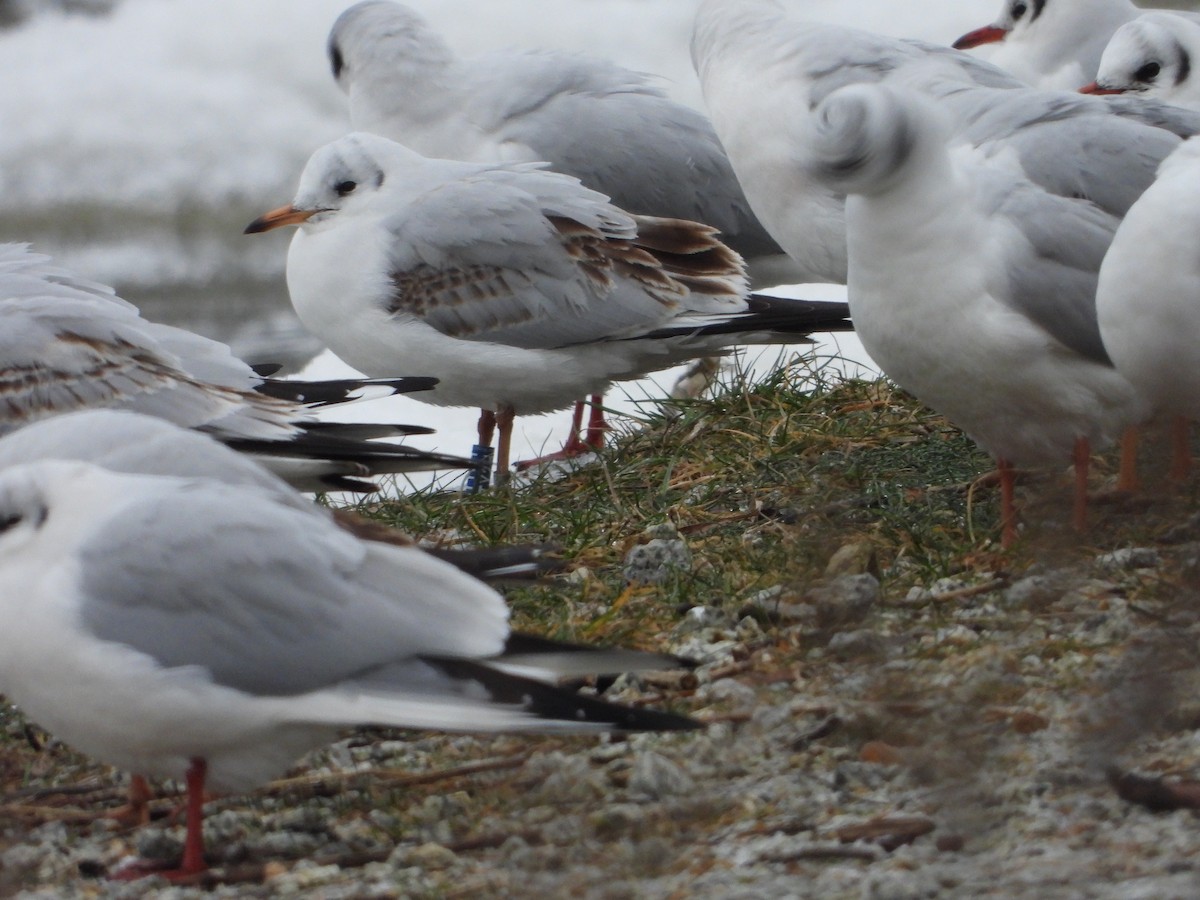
[380,163,744,350]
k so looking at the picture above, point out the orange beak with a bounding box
[1079,81,1126,95]
[952,25,1009,50]
[244,205,316,234]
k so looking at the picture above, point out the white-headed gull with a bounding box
[0,458,696,876]
[0,243,473,491]
[326,0,806,458]
[1084,13,1200,109]
[953,0,1200,90]
[1096,135,1200,480]
[245,132,852,481]
[0,409,560,583]
[691,0,1200,290]
[804,82,1147,545]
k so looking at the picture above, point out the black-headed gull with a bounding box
[1097,135,1200,481]
[953,0,1200,90]
[805,81,1147,545]
[0,243,471,491]
[0,458,697,876]
[1083,12,1200,109]
[327,0,806,460]
[245,132,852,482]
[691,0,1200,290]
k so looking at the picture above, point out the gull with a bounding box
[952,0,1200,90]
[691,0,1200,291]
[327,0,806,459]
[804,81,1147,545]
[0,243,472,491]
[1096,135,1200,481]
[0,409,561,583]
[245,131,853,482]
[1083,13,1200,109]
[0,458,697,876]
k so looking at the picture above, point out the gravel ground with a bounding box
[5,471,1200,897]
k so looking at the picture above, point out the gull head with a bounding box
[807,83,945,197]
[1086,14,1195,99]
[953,0,1051,50]
[245,132,421,235]
[327,1,449,95]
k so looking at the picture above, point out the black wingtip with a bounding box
[255,375,439,406]
[424,658,702,732]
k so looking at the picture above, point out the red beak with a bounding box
[1078,81,1126,95]
[952,25,1009,50]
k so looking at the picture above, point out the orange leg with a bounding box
[1073,437,1090,533]
[1116,426,1140,493]
[514,397,607,472]
[1170,416,1192,482]
[998,458,1018,549]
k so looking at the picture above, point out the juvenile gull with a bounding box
[804,82,1147,545]
[0,459,697,876]
[246,132,852,482]
[327,0,804,458]
[0,243,470,491]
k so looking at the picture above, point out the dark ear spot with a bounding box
[329,40,345,80]
[1177,46,1191,86]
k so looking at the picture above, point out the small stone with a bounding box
[824,541,879,578]
[936,834,965,852]
[1094,547,1160,573]
[628,751,695,799]
[623,526,692,584]
[811,573,880,630]
[827,629,888,660]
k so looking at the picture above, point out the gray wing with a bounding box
[382,162,689,349]
[467,51,781,259]
[77,478,507,696]
[930,81,1188,219]
[980,175,1117,364]
[0,410,312,510]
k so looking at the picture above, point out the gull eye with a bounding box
[1012,3,1027,20]
[335,180,358,197]
[1134,62,1161,83]
[0,513,20,534]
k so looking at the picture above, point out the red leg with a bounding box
[477,408,496,448]
[999,458,1017,549]
[494,405,515,483]
[179,758,208,875]
[584,393,608,449]
[1170,416,1192,482]
[1116,426,1139,493]
[1073,437,1090,533]
[109,759,208,881]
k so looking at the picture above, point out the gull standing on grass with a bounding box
[1082,13,1200,109]
[803,81,1147,546]
[326,0,804,462]
[0,243,473,491]
[1096,135,1200,481]
[0,458,697,878]
[245,132,852,484]
[952,0,1200,90]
